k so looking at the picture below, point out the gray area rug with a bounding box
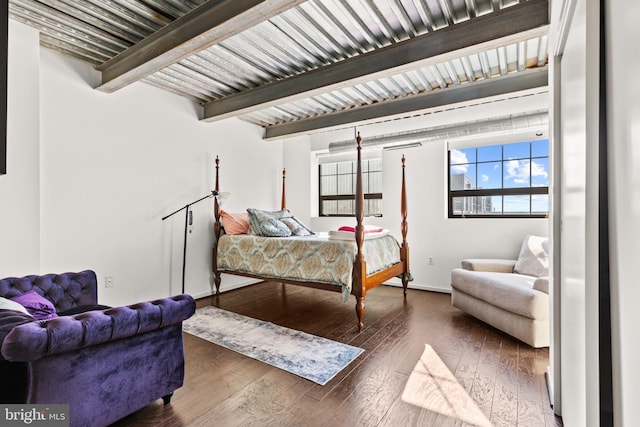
[182,306,364,385]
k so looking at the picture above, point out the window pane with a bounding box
[477,144,502,162]
[450,164,476,190]
[366,199,383,216]
[452,197,466,215]
[532,194,549,213]
[532,139,549,157]
[368,171,382,193]
[337,161,352,174]
[450,147,476,164]
[504,159,530,188]
[504,195,530,214]
[503,141,530,160]
[322,200,337,215]
[321,163,336,175]
[337,199,354,215]
[337,174,352,194]
[477,161,502,189]
[484,196,503,214]
[320,176,335,195]
[531,158,549,187]
[369,158,382,171]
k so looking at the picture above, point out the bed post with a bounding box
[212,156,222,294]
[400,155,410,296]
[281,168,286,210]
[353,132,367,332]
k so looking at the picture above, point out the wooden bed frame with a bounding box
[212,133,410,331]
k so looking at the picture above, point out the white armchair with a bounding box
[450,236,550,348]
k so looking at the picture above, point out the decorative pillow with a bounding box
[246,208,315,237]
[220,210,250,235]
[0,297,31,315]
[514,235,549,277]
[246,208,291,236]
[259,218,292,237]
[280,216,314,236]
[10,290,58,320]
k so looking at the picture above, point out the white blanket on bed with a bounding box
[326,229,391,241]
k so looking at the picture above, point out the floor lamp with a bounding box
[162,190,228,294]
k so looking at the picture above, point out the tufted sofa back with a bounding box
[2,294,195,362]
[0,270,98,312]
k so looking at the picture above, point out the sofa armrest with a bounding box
[1,294,196,362]
[461,259,517,273]
[532,276,549,294]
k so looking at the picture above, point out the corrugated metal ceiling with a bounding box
[8,0,548,132]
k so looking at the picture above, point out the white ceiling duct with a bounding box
[328,110,549,153]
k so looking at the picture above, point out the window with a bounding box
[319,158,383,217]
[448,139,549,218]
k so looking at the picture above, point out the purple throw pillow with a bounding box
[10,290,57,320]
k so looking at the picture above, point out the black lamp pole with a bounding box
[162,191,218,294]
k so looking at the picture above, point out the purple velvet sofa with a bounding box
[0,270,196,427]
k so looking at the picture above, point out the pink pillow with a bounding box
[220,210,250,235]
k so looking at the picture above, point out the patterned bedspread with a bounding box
[216,233,401,301]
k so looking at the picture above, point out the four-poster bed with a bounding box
[212,133,410,331]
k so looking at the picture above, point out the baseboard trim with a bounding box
[383,280,451,294]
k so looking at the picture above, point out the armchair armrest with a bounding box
[461,259,517,273]
[1,294,195,362]
[532,276,549,294]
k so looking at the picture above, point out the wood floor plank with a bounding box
[115,281,561,427]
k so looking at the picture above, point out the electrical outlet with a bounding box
[105,276,114,288]
[428,256,434,265]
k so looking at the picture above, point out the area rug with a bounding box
[182,306,364,385]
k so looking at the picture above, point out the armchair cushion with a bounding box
[461,259,516,273]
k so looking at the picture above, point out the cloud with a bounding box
[450,149,469,173]
[504,159,547,185]
[531,160,548,179]
[481,174,489,182]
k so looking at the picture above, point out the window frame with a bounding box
[318,158,383,217]
[447,140,549,219]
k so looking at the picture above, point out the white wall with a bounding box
[0,22,40,277]
[607,1,640,425]
[3,24,284,306]
[284,94,549,292]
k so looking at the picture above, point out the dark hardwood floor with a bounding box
[113,282,563,427]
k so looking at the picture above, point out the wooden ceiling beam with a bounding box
[203,0,549,122]
[95,0,307,93]
[263,68,549,140]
